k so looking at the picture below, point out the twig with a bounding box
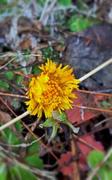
[25,120,39,141]
[94,117,112,128]
[14,159,56,180]
[0,135,45,148]
[0,52,14,58]
[0,57,16,70]
[73,104,112,114]
[71,136,80,180]
[22,122,59,161]
[77,89,112,97]
[0,92,28,99]
[86,148,112,180]
[0,96,17,117]
[0,58,111,131]
[79,58,112,82]
[0,145,19,157]
[1,148,56,180]
[0,111,29,131]
[73,134,98,151]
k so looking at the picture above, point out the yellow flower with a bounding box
[26,60,80,118]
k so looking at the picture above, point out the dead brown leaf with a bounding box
[0,110,11,124]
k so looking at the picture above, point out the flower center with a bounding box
[43,80,62,108]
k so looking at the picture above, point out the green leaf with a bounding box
[77,0,88,10]
[0,0,7,5]
[12,98,21,110]
[15,121,23,132]
[101,101,111,108]
[106,153,112,166]
[52,111,79,133]
[32,66,42,75]
[42,47,59,60]
[5,71,14,80]
[52,111,68,122]
[9,165,21,180]
[0,163,7,180]
[87,150,104,168]
[40,118,59,140]
[68,15,99,32]
[2,128,20,145]
[19,167,37,180]
[16,75,23,85]
[9,165,37,180]
[25,154,43,169]
[40,118,55,127]
[28,142,39,154]
[36,0,45,5]
[58,112,68,122]
[0,80,9,90]
[98,168,112,180]
[58,0,72,6]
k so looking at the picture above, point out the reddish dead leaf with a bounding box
[58,151,74,176]
[78,134,104,170]
[58,151,72,165]
[60,164,74,176]
[66,92,98,124]
[78,134,104,155]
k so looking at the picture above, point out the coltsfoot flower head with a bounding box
[26,60,80,118]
